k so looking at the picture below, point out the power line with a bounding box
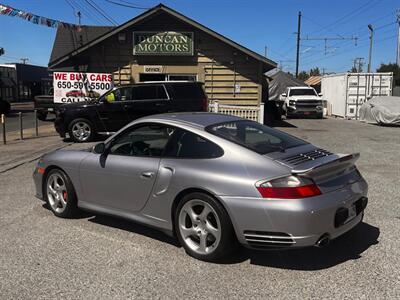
[72,0,105,25]
[83,0,118,25]
[105,0,148,9]
[309,0,379,35]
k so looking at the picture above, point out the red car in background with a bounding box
[66,90,85,97]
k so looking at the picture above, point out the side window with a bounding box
[108,124,175,157]
[165,129,223,159]
[105,87,132,103]
[132,85,168,100]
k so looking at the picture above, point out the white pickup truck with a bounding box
[281,86,324,118]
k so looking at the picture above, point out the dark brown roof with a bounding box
[49,4,277,70]
[49,25,114,66]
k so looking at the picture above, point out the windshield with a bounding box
[289,88,317,96]
[206,120,307,154]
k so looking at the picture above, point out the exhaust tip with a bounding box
[315,234,330,248]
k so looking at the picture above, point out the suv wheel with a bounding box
[69,118,94,142]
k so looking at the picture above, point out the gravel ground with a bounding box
[0,117,399,299]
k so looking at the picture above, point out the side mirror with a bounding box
[281,93,287,97]
[318,93,323,97]
[93,142,106,154]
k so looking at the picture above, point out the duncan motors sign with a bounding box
[53,72,113,103]
[133,31,194,56]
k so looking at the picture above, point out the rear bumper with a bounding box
[220,179,368,249]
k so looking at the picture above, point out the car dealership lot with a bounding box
[0,118,399,299]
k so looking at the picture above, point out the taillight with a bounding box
[256,175,321,199]
[202,97,209,111]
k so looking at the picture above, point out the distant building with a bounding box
[48,4,277,107]
[304,76,322,93]
[0,63,51,102]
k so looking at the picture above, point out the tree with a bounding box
[376,63,400,86]
[309,67,321,76]
[297,71,309,81]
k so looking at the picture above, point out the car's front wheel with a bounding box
[45,169,78,218]
[69,118,95,142]
[175,192,237,262]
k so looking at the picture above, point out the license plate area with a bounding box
[334,197,368,228]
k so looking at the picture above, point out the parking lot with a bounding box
[0,117,399,299]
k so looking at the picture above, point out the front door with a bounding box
[79,123,175,212]
[95,87,133,132]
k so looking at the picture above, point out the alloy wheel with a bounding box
[71,122,91,142]
[178,199,221,255]
[46,173,68,214]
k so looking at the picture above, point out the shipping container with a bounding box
[321,72,393,119]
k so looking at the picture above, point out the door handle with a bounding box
[141,171,155,178]
[155,103,166,106]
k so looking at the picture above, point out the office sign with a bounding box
[133,31,193,56]
[144,66,163,73]
[53,72,113,103]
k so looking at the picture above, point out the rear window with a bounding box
[289,88,317,96]
[164,129,223,159]
[133,85,168,100]
[170,83,205,100]
[206,120,307,154]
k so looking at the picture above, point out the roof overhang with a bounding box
[49,4,277,70]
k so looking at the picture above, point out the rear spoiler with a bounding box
[291,153,360,176]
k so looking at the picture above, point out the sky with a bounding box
[0,0,399,73]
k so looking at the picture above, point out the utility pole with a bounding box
[367,24,374,73]
[295,11,302,78]
[77,11,81,26]
[20,58,29,64]
[396,10,400,67]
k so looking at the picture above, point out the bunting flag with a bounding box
[0,3,81,30]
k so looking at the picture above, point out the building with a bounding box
[48,4,277,107]
[0,64,17,102]
[0,63,51,102]
[304,76,322,93]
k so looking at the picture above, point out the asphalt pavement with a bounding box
[0,117,399,299]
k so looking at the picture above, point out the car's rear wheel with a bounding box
[45,169,78,218]
[69,118,94,142]
[175,192,236,262]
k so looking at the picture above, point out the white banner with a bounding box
[53,72,114,103]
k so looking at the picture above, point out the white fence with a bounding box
[209,101,264,123]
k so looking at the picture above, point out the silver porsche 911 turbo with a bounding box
[33,113,368,261]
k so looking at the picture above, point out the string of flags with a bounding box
[0,3,81,30]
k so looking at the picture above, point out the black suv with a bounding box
[55,82,208,142]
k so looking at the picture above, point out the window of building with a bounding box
[168,74,197,81]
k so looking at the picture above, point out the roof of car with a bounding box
[289,86,314,89]
[143,112,243,128]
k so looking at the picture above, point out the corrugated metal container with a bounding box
[321,72,393,119]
